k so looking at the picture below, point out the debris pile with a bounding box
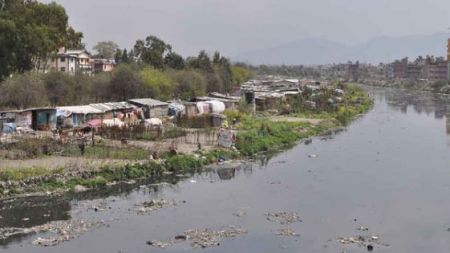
[146,240,172,248]
[232,211,247,217]
[147,226,248,249]
[135,199,178,214]
[0,227,34,240]
[337,235,379,245]
[275,228,300,237]
[337,234,389,251]
[265,212,302,225]
[184,226,248,248]
[31,219,108,246]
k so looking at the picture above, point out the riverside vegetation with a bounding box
[0,84,373,198]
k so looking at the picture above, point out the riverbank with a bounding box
[0,84,373,199]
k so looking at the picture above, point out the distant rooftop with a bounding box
[128,98,168,107]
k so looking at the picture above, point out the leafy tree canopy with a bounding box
[0,0,83,80]
[93,41,119,59]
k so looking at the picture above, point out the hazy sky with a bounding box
[43,0,450,57]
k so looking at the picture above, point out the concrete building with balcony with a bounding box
[52,48,92,75]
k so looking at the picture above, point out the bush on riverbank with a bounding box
[235,117,323,156]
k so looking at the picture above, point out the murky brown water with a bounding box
[3,87,450,253]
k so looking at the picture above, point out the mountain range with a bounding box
[234,32,450,65]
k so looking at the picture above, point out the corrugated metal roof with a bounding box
[89,102,135,112]
[57,105,103,114]
[128,98,168,107]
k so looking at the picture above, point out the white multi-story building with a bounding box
[52,48,92,75]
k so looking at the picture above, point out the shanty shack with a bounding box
[9,108,57,131]
[183,102,198,118]
[255,93,285,111]
[56,105,103,128]
[195,92,240,109]
[128,98,168,119]
[89,102,138,123]
[0,111,15,133]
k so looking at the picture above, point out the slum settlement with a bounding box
[0,79,372,196]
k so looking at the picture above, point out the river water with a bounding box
[3,87,450,253]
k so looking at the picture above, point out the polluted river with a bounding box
[3,86,450,253]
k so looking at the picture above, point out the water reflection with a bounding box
[0,196,71,246]
[374,87,450,135]
[381,88,450,119]
[0,196,71,229]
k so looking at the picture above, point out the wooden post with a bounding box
[91,128,95,147]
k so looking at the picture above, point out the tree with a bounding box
[0,0,83,79]
[231,66,254,86]
[44,71,77,105]
[114,48,122,64]
[93,41,119,59]
[90,72,112,101]
[213,54,233,92]
[0,72,49,109]
[121,49,129,63]
[140,68,175,100]
[65,27,84,49]
[205,72,223,93]
[187,50,213,72]
[133,35,172,69]
[0,19,17,79]
[127,49,135,62]
[164,52,185,70]
[212,51,221,64]
[169,70,206,100]
[109,64,142,101]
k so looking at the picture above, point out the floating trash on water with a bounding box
[308,154,318,158]
[265,212,302,225]
[30,219,110,247]
[275,228,300,237]
[336,234,388,250]
[233,211,247,217]
[146,225,247,249]
[135,199,178,214]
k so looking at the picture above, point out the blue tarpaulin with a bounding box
[2,123,16,133]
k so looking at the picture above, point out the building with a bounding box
[128,98,169,119]
[346,61,360,81]
[56,105,103,127]
[406,64,423,80]
[447,39,450,80]
[392,58,408,79]
[92,59,115,73]
[427,57,448,81]
[1,108,57,131]
[52,48,92,75]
